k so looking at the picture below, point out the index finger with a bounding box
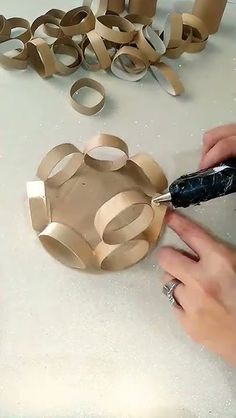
[165,210,217,257]
[201,124,236,159]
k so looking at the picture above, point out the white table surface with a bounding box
[0,1,236,417]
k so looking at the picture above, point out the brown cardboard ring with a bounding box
[185,38,207,53]
[27,38,56,78]
[130,153,168,195]
[95,238,150,270]
[95,15,135,44]
[7,17,31,43]
[84,134,129,171]
[150,62,184,96]
[44,9,66,37]
[70,78,105,116]
[94,190,154,245]
[163,13,183,48]
[52,37,83,75]
[37,143,84,187]
[31,15,62,42]
[0,15,11,41]
[165,29,192,58]
[125,14,153,27]
[60,6,95,36]
[39,222,96,270]
[0,38,28,69]
[27,181,51,232]
[182,13,209,41]
[135,26,165,63]
[107,0,125,14]
[81,35,101,71]
[86,30,111,69]
[144,203,167,243]
[111,46,149,81]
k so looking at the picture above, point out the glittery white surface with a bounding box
[0,1,236,417]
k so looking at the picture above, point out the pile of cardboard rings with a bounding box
[0,0,212,116]
[27,134,168,271]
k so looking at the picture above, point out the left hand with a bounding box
[157,210,236,364]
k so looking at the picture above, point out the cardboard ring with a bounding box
[94,190,154,245]
[7,17,31,43]
[0,38,28,69]
[150,62,184,96]
[182,13,209,41]
[165,30,192,58]
[111,46,148,81]
[144,203,167,243]
[37,143,84,187]
[130,153,168,194]
[60,6,95,36]
[27,38,56,78]
[185,37,207,53]
[52,37,83,75]
[84,134,129,171]
[125,14,153,28]
[44,9,65,37]
[70,78,105,116]
[39,222,95,270]
[31,15,62,42]
[27,181,51,232]
[86,30,111,70]
[0,15,11,41]
[163,13,183,48]
[95,15,135,44]
[95,238,150,270]
[136,26,166,63]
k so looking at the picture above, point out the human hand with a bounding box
[157,210,236,364]
[200,124,236,169]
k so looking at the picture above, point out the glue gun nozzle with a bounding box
[152,192,171,204]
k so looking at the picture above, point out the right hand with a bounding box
[200,124,236,169]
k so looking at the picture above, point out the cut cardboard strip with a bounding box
[44,9,65,37]
[125,14,153,28]
[60,6,95,36]
[95,15,135,44]
[95,239,150,270]
[86,30,111,69]
[182,13,209,41]
[130,153,168,194]
[111,46,148,81]
[27,181,51,232]
[185,37,207,53]
[28,38,56,77]
[136,26,166,63]
[8,17,31,43]
[163,13,183,48]
[144,203,167,243]
[0,38,28,69]
[128,0,157,18]
[94,190,154,244]
[0,15,11,41]
[37,143,84,187]
[150,62,184,96]
[52,37,83,75]
[39,222,96,269]
[31,14,61,42]
[70,78,105,116]
[164,30,192,59]
[84,134,129,171]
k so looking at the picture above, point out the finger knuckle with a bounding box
[203,132,212,144]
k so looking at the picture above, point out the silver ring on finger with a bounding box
[163,278,182,309]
